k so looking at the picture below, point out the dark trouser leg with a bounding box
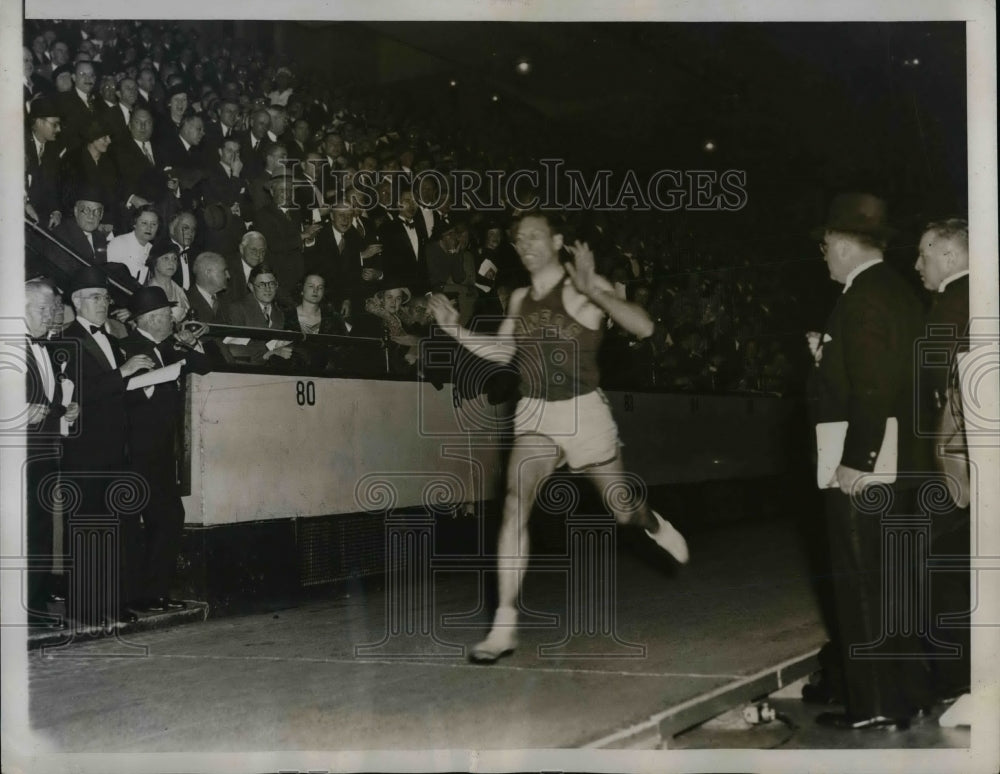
[26,461,57,616]
[928,508,971,699]
[824,487,934,718]
[143,495,185,600]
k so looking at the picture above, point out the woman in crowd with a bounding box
[144,241,191,324]
[107,205,160,282]
[61,119,117,228]
[354,283,425,375]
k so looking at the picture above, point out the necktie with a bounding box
[263,305,272,326]
[89,324,103,335]
[403,220,415,230]
[355,219,365,237]
[142,142,154,164]
[210,294,218,313]
[37,142,44,164]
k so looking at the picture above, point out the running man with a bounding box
[428,211,689,663]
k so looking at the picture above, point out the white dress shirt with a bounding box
[107,231,153,282]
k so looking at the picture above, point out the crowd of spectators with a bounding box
[24,18,806,395]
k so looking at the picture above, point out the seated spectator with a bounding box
[144,240,191,324]
[219,263,293,365]
[37,185,108,290]
[283,273,350,372]
[186,251,229,324]
[107,204,160,282]
[25,97,63,232]
[284,273,345,336]
[247,141,288,215]
[60,118,117,227]
[353,283,422,374]
[426,218,477,325]
[225,231,267,303]
[164,211,198,290]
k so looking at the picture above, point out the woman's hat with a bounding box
[82,117,111,143]
[145,238,180,268]
[374,279,411,305]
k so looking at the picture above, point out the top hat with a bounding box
[127,285,176,317]
[811,192,896,241]
[68,265,109,293]
[73,183,106,207]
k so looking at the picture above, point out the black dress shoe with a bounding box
[802,682,841,705]
[118,609,139,624]
[815,711,911,731]
[146,597,186,612]
[27,613,65,629]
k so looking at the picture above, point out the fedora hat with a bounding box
[811,192,896,241]
[68,265,109,293]
[29,96,60,120]
[127,286,176,317]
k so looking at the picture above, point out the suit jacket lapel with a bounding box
[76,321,120,370]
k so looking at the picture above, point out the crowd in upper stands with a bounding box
[24,18,801,394]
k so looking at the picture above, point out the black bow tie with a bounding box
[403,220,415,228]
[89,325,104,335]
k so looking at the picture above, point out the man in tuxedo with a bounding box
[378,187,428,293]
[61,267,156,626]
[225,232,267,303]
[186,251,230,324]
[253,174,320,301]
[219,263,293,365]
[306,200,382,319]
[25,98,64,232]
[120,286,212,613]
[165,211,198,290]
[914,218,972,706]
[55,59,98,153]
[22,279,79,626]
[806,193,933,730]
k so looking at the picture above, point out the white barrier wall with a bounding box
[183,373,508,525]
[183,373,792,526]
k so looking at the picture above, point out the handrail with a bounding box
[25,217,137,297]
[27,217,386,347]
[197,322,384,346]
